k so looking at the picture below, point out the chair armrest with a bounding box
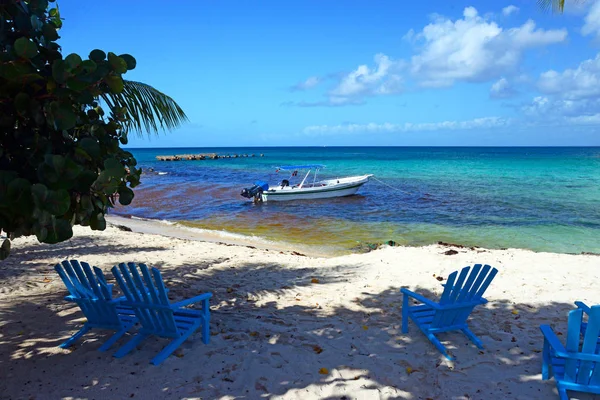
[172,292,213,308]
[401,288,440,309]
[540,325,600,362]
[575,301,592,315]
[540,324,567,354]
[109,295,128,304]
[65,295,77,302]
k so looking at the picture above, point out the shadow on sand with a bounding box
[0,238,598,399]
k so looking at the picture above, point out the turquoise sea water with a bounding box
[114,147,600,255]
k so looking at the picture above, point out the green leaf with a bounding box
[118,186,134,205]
[89,49,106,62]
[119,54,137,70]
[105,75,124,93]
[0,239,11,260]
[54,104,76,130]
[90,213,106,230]
[79,60,97,74]
[108,52,128,74]
[79,137,100,158]
[14,93,30,113]
[52,60,69,83]
[65,53,82,70]
[100,80,188,136]
[104,158,126,178]
[42,23,59,41]
[49,8,58,17]
[73,170,97,192]
[7,178,32,203]
[43,217,73,244]
[66,78,88,91]
[14,37,39,59]
[45,189,70,215]
[31,183,49,207]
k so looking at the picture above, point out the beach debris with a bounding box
[255,381,267,392]
[111,224,132,232]
[318,367,329,375]
[438,241,468,248]
[511,310,519,315]
[226,287,234,293]
[433,274,445,281]
[249,331,259,337]
[313,345,324,354]
[406,366,417,375]
[311,278,320,284]
[362,325,369,330]
[292,251,306,256]
[444,249,459,255]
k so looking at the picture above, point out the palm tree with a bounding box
[102,80,188,136]
[538,0,566,12]
[538,0,590,13]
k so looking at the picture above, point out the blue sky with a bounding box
[57,0,600,146]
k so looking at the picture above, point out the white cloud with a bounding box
[538,53,600,99]
[582,1,600,38]
[490,77,517,99]
[502,5,520,16]
[409,7,567,87]
[290,76,321,91]
[303,117,511,135]
[329,54,404,99]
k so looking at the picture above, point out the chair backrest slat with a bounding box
[128,263,166,332]
[115,263,156,330]
[456,264,482,303]
[54,260,121,327]
[431,265,498,329]
[447,267,470,304]
[564,309,582,383]
[473,267,498,300]
[466,264,491,301]
[112,263,179,338]
[140,265,176,332]
[93,266,113,300]
[577,306,600,384]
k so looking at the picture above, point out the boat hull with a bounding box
[261,175,371,202]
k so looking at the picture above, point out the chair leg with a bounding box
[557,386,568,400]
[427,332,454,360]
[151,335,189,366]
[461,327,484,349]
[402,294,409,333]
[99,328,129,352]
[151,323,201,365]
[542,338,550,380]
[113,332,150,359]
[201,317,210,345]
[59,324,91,349]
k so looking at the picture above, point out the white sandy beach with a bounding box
[0,218,599,400]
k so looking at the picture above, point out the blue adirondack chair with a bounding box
[54,260,137,351]
[111,262,212,365]
[574,301,600,348]
[401,264,498,360]
[540,303,600,399]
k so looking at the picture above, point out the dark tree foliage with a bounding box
[0,0,144,259]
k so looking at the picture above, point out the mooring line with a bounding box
[371,176,416,196]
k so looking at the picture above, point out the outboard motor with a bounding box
[241,180,269,200]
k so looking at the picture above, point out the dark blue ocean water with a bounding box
[113,147,600,255]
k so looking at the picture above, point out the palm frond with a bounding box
[537,0,566,13]
[101,80,188,137]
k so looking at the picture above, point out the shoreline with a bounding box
[106,215,333,258]
[107,214,599,258]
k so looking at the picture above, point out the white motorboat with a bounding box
[240,165,373,202]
